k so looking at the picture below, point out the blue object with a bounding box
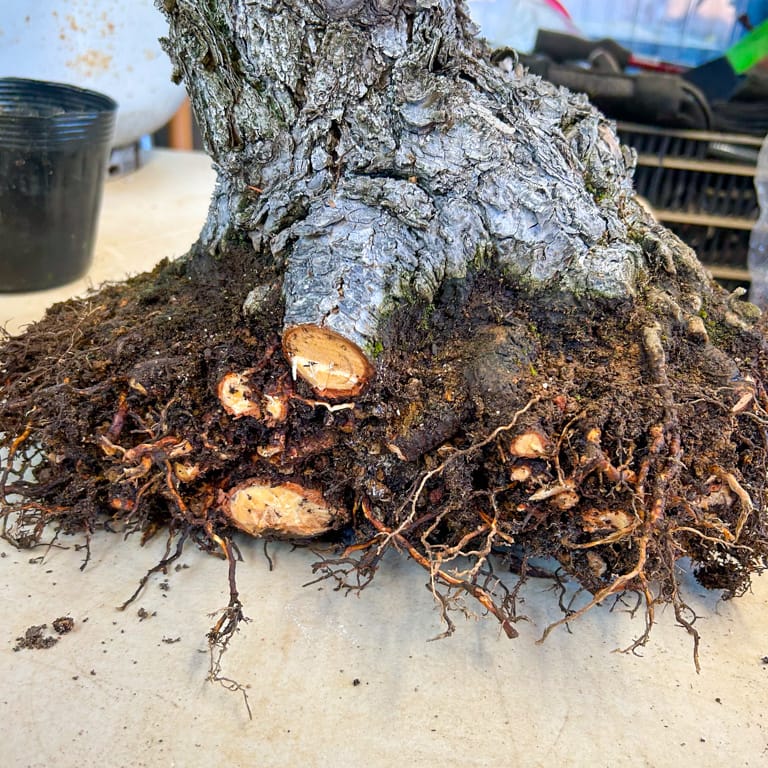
[565,0,766,67]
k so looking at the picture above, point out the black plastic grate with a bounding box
[617,122,763,284]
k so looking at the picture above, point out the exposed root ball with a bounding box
[2,255,768,670]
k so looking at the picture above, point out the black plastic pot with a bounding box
[0,78,117,292]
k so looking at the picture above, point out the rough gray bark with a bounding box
[158,0,709,371]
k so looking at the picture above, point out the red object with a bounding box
[543,0,572,19]
[627,55,686,74]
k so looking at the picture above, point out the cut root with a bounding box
[217,371,262,418]
[282,324,374,399]
[223,480,346,538]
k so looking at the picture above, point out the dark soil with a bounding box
[13,617,73,651]
[2,246,768,668]
[52,616,75,634]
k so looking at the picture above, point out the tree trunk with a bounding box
[159,0,688,393]
[2,0,767,661]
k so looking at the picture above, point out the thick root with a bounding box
[282,324,374,399]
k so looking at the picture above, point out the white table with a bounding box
[2,150,768,768]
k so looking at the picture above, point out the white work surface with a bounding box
[2,150,768,767]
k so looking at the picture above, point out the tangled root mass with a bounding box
[2,250,768,670]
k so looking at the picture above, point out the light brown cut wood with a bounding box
[223,480,344,538]
[508,431,549,459]
[282,324,374,399]
[216,371,261,418]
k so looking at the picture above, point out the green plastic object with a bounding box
[726,19,768,75]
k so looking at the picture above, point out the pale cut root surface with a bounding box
[224,480,344,538]
[282,324,374,399]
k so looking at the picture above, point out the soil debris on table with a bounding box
[52,616,75,635]
[13,620,73,651]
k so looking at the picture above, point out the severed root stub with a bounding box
[222,480,347,538]
[282,324,374,399]
[216,371,261,418]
